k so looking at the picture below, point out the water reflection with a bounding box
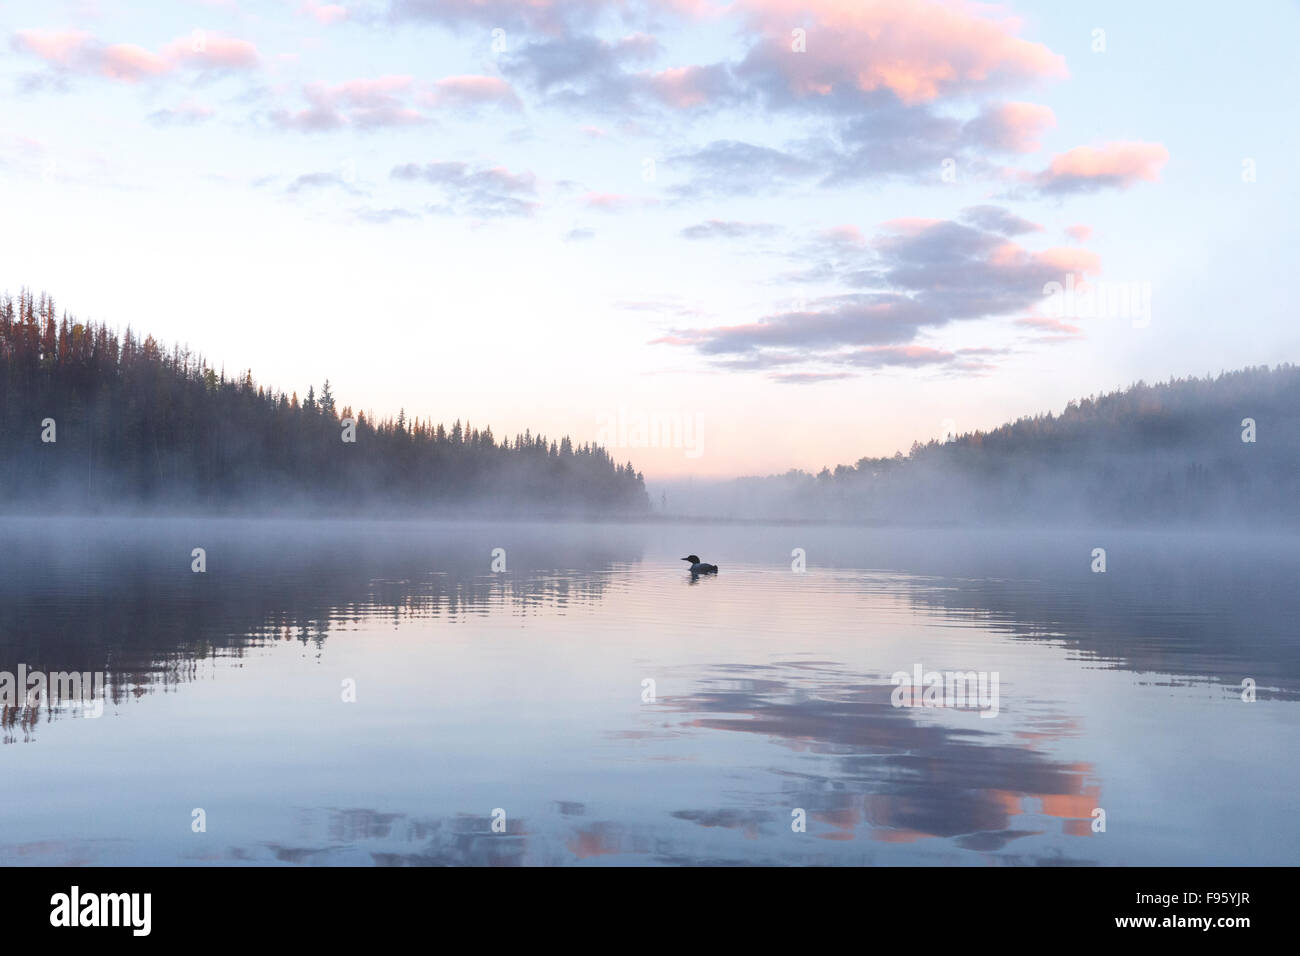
[0,518,642,734]
[906,571,1300,700]
[652,663,1098,855]
[0,519,1296,865]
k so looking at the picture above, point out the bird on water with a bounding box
[681,554,719,575]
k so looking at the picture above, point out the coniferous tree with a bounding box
[0,289,650,515]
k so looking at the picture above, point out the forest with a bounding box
[0,290,649,515]
[704,364,1300,526]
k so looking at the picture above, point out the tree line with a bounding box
[0,289,649,514]
[723,364,1300,525]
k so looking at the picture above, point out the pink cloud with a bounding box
[821,224,866,244]
[769,370,857,383]
[12,29,92,67]
[1016,316,1082,335]
[1036,246,1102,275]
[422,75,521,109]
[273,75,426,130]
[323,75,414,106]
[98,43,170,81]
[737,0,1068,106]
[836,344,1000,373]
[1065,224,1092,243]
[1037,141,1169,194]
[867,345,949,360]
[12,28,260,82]
[646,65,715,108]
[649,333,705,346]
[301,1,350,24]
[581,192,656,211]
[970,101,1056,153]
[659,0,722,17]
[583,192,625,209]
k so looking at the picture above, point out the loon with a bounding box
[681,555,719,575]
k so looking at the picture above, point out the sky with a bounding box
[0,0,1296,480]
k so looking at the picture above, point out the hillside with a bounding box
[701,365,1300,525]
[0,290,649,515]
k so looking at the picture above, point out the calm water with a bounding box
[1,517,1297,866]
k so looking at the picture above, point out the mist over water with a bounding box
[1,517,1295,865]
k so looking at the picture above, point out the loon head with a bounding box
[681,555,701,564]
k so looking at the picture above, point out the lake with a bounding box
[1,517,1297,865]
